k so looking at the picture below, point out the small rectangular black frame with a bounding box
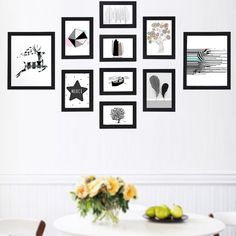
[61,17,93,59]
[100,101,137,129]
[100,34,136,61]
[100,68,136,95]
[143,16,175,59]
[100,1,136,28]
[143,69,175,112]
[61,70,93,112]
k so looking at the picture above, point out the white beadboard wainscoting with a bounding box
[0,174,236,236]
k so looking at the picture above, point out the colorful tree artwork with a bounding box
[147,22,171,53]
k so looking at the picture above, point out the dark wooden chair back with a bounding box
[36,220,46,236]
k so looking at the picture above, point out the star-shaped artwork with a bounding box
[67,80,87,101]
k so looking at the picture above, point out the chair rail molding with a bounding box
[0,173,236,185]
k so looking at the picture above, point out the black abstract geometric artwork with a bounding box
[112,39,123,56]
[67,80,87,101]
[68,29,88,48]
[16,45,47,78]
[100,35,136,61]
[62,17,93,59]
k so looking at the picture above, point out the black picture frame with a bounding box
[143,16,175,59]
[183,32,231,90]
[61,70,93,112]
[61,17,93,59]
[8,32,55,90]
[100,68,136,95]
[100,101,137,129]
[143,69,175,112]
[100,35,136,61]
[100,1,136,28]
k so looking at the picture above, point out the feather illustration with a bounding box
[149,75,160,98]
[161,83,169,99]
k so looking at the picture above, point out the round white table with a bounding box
[54,209,225,236]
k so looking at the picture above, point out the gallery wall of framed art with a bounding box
[4,0,233,130]
[1,0,236,229]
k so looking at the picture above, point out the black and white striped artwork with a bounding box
[184,32,231,89]
[186,48,227,75]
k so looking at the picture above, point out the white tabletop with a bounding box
[54,208,225,236]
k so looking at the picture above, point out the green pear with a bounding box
[155,205,170,220]
[160,204,171,214]
[171,204,183,219]
[145,206,156,218]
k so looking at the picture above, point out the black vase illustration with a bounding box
[112,39,123,57]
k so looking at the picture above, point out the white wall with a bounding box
[0,0,235,175]
[0,0,236,235]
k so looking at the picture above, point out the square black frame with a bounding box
[61,70,93,112]
[8,32,55,90]
[143,16,176,59]
[99,1,136,28]
[100,35,136,61]
[61,17,93,59]
[183,32,231,90]
[143,69,175,112]
[100,101,137,129]
[100,68,136,95]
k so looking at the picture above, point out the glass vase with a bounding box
[93,209,119,224]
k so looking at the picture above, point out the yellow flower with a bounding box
[81,176,95,184]
[88,178,105,197]
[123,184,137,201]
[106,177,120,196]
[75,184,88,199]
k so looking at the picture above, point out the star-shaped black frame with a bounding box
[62,70,93,112]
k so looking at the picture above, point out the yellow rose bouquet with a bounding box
[70,176,137,223]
